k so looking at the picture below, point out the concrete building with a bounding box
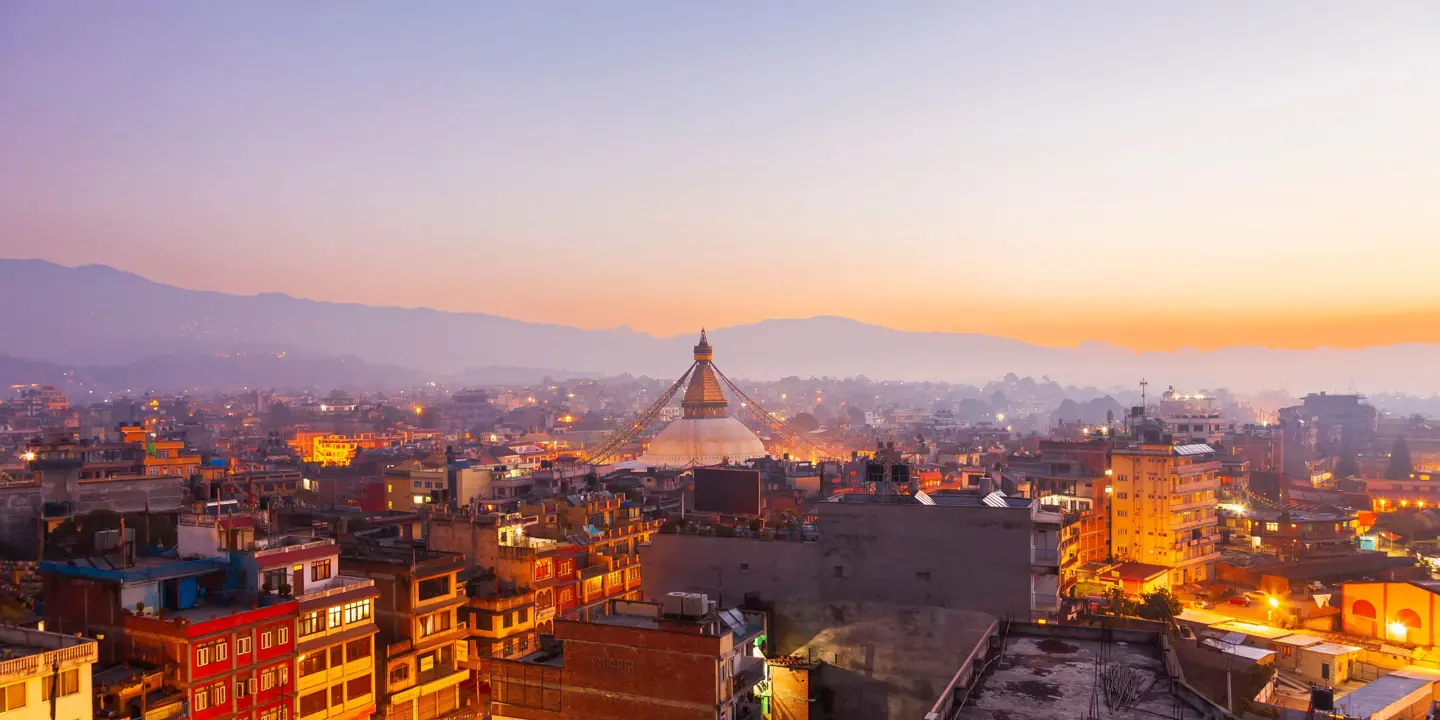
[1109,442,1221,588]
[640,489,1063,622]
[0,627,98,720]
[339,545,469,720]
[1156,388,1224,444]
[125,598,300,720]
[486,595,766,720]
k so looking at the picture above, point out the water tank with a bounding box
[662,592,688,616]
[682,593,710,617]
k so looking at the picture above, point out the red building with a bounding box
[126,599,300,720]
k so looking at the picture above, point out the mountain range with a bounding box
[3,259,1440,394]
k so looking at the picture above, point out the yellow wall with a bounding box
[1109,446,1219,587]
[1343,582,1440,646]
[0,658,94,720]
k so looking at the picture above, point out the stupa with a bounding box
[637,331,768,467]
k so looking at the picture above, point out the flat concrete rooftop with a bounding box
[961,636,1204,720]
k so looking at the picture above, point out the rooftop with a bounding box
[40,553,227,583]
[960,636,1203,719]
[0,627,98,681]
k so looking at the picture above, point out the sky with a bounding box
[3,1,1439,352]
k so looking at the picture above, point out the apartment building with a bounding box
[125,598,299,720]
[0,627,98,720]
[340,545,469,720]
[463,572,538,662]
[1109,442,1222,587]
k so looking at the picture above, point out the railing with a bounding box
[1031,548,1059,565]
[296,576,374,603]
[254,539,333,557]
[0,642,98,681]
[1031,594,1059,611]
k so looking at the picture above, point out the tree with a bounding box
[790,412,820,434]
[1136,589,1182,621]
[1387,437,1414,481]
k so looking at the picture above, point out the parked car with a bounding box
[1192,599,1213,609]
[1228,595,1252,606]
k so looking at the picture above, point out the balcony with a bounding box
[1031,548,1059,566]
[295,576,375,604]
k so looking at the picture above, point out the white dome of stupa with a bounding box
[636,330,769,468]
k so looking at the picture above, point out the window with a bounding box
[1117,492,1128,499]
[328,606,343,629]
[299,611,325,637]
[263,569,287,590]
[1265,522,1279,532]
[194,689,209,712]
[299,690,328,717]
[311,560,332,582]
[198,644,213,666]
[518,607,529,623]
[558,560,574,576]
[916,571,931,582]
[261,670,275,691]
[215,682,227,705]
[559,587,574,604]
[419,611,453,637]
[236,636,252,655]
[345,638,371,663]
[534,558,553,580]
[217,641,228,661]
[343,599,371,624]
[329,645,344,667]
[475,614,493,631]
[279,665,289,685]
[300,652,327,677]
[417,575,452,603]
[502,612,513,630]
[739,562,750,571]
[236,678,249,699]
[346,676,371,701]
[330,685,344,707]
[833,565,845,578]
[261,631,273,650]
[277,626,289,644]
[42,669,80,698]
[0,683,22,712]
[389,665,409,685]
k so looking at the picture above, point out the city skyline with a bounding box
[4,2,1440,351]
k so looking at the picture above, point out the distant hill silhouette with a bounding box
[3,259,1440,393]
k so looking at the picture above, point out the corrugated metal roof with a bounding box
[982,491,1009,507]
[1174,443,1215,456]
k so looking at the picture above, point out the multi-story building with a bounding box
[170,503,382,720]
[339,545,469,720]
[14,384,68,416]
[462,572,538,661]
[26,426,201,483]
[126,597,299,720]
[1156,388,1224,444]
[383,459,449,513]
[0,627,98,720]
[486,596,767,720]
[640,488,1065,623]
[41,544,230,666]
[290,433,408,467]
[1109,442,1221,587]
[217,535,379,720]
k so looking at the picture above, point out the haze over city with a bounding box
[13,4,1440,720]
[5,2,1440,352]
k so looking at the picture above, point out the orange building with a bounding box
[1342,581,1440,646]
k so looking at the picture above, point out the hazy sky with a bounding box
[4,2,1439,352]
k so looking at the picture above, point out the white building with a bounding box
[0,627,99,720]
